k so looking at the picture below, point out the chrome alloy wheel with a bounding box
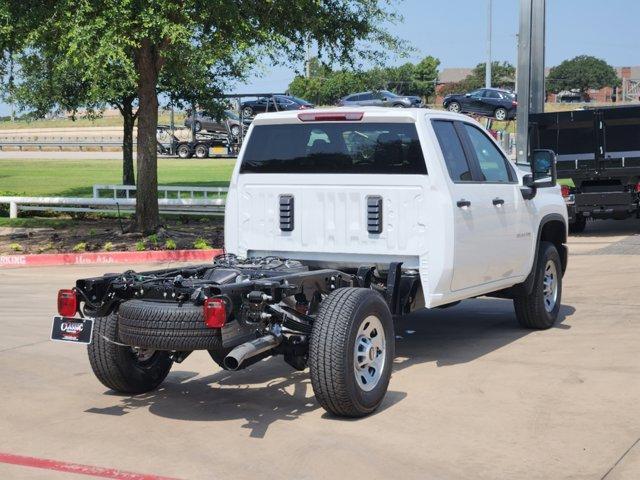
[542,260,558,312]
[354,315,386,392]
[133,348,156,363]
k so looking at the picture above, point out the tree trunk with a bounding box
[121,97,136,186]
[132,40,160,234]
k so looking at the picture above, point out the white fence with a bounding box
[0,184,227,218]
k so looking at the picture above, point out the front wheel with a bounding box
[87,313,173,394]
[309,288,394,417]
[513,241,562,329]
[242,106,253,118]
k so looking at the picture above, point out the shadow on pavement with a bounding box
[86,298,574,437]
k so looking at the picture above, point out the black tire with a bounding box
[230,124,241,137]
[494,107,508,120]
[194,143,208,158]
[87,312,173,394]
[447,101,461,113]
[117,299,226,351]
[242,106,253,118]
[514,241,562,329]
[309,288,394,417]
[176,144,192,159]
[392,103,405,108]
[193,120,202,132]
[569,214,586,234]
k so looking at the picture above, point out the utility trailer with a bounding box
[156,125,233,159]
[530,106,640,232]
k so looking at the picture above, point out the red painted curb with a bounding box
[0,249,223,268]
[0,452,180,479]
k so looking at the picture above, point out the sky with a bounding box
[2,0,639,115]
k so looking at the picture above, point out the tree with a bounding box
[10,47,139,185]
[411,56,440,100]
[288,55,440,105]
[547,55,619,97]
[2,1,399,233]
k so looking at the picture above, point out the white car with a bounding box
[55,107,568,418]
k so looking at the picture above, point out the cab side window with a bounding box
[432,120,473,182]
[462,124,513,183]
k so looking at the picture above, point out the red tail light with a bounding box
[298,112,363,122]
[57,289,78,317]
[512,101,518,106]
[635,182,640,193]
[203,298,226,328]
[560,185,571,197]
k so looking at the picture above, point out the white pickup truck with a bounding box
[53,107,568,418]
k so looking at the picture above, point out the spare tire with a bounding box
[117,299,225,352]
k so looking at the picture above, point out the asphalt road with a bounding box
[0,218,639,479]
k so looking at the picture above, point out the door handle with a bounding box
[457,199,471,208]
[492,198,505,206]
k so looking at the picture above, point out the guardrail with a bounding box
[0,136,123,151]
[0,195,225,218]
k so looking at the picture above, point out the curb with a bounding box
[0,248,223,268]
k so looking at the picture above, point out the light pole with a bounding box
[485,0,492,88]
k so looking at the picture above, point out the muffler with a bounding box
[223,334,282,371]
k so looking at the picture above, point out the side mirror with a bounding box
[531,149,557,188]
[382,97,388,101]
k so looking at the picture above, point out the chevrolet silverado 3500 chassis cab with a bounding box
[53,108,568,417]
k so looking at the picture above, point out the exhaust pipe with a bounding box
[223,334,282,371]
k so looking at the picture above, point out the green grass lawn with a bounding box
[0,157,235,197]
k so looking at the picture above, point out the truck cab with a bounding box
[225,107,568,307]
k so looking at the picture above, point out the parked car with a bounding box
[53,107,567,418]
[443,88,517,120]
[338,90,422,108]
[184,110,249,137]
[240,95,314,118]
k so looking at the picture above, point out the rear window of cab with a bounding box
[240,122,427,174]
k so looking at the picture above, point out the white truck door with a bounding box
[431,120,495,291]
[460,123,531,281]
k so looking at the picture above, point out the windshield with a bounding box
[225,110,239,120]
[241,122,426,174]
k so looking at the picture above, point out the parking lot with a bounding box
[1,219,639,480]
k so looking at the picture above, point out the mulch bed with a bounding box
[0,217,224,255]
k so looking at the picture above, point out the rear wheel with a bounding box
[513,241,562,329]
[494,107,508,120]
[242,106,253,118]
[176,143,192,159]
[309,288,394,417]
[194,143,209,158]
[569,214,586,233]
[87,312,173,394]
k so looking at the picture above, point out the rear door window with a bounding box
[240,123,426,174]
[432,120,473,181]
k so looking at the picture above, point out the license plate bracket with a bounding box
[51,316,94,344]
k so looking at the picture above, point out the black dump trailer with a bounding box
[530,106,640,232]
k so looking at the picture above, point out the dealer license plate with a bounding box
[50,317,94,344]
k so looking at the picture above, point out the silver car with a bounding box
[338,90,422,108]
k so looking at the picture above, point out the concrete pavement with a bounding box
[0,219,639,479]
